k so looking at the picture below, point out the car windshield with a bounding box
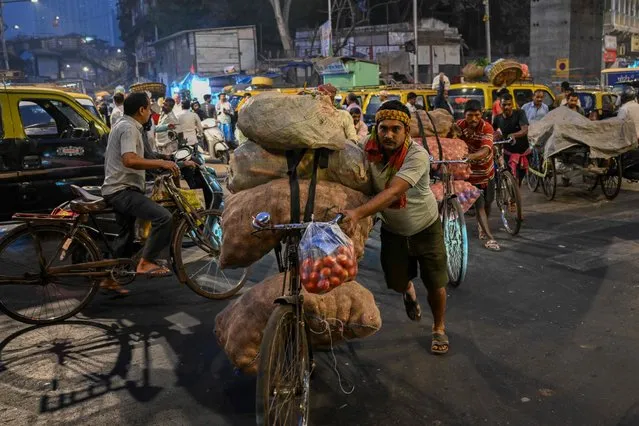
[76,98,99,118]
[364,94,401,124]
[576,93,595,113]
[448,88,485,119]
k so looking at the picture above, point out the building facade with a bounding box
[604,0,639,67]
[530,0,604,84]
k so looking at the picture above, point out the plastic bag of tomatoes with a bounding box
[299,222,358,294]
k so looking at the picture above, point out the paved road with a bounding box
[1,181,639,425]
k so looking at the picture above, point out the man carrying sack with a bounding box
[343,100,449,355]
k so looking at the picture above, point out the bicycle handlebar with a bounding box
[251,213,344,232]
[429,157,468,165]
[494,137,516,146]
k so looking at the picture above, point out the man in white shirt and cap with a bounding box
[177,99,203,147]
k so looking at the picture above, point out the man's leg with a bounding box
[412,219,449,354]
[107,189,173,275]
[475,180,499,250]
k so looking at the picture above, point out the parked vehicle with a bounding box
[573,87,618,120]
[201,118,230,164]
[0,86,110,219]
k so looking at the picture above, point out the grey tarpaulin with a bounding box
[528,106,638,159]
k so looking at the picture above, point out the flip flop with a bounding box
[431,332,449,355]
[137,266,172,279]
[403,292,422,322]
[484,239,501,252]
[100,280,130,296]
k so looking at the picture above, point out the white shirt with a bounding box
[110,104,124,127]
[618,100,639,138]
[216,101,233,124]
[432,74,450,91]
[177,110,203,146]
[405,102,417,114]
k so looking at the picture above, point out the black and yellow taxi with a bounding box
[0,86,110,219]
[573,87,618,120]
[447,81,556,120]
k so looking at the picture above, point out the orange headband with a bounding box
[375,109,411,126]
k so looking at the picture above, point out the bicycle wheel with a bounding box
[601,156,623,200]
[495,171,523,235]
[541,157,557,201]
[0,224,101,324]
[256,304,311,426]
[171,209,248,300]
[526,149,541,192]
[441,197,468,288]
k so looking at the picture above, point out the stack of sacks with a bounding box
[410,108,453,139]
[430,181,482,213]
[221,92,375,270]
[215,273,382,375]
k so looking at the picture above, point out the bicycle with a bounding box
[252,211,343,426]
[0,172,248,325]
[430,157,468,288]
[493,138,523,236]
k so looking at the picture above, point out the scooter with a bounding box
[201,118,230,164]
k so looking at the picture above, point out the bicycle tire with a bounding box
[526,150,541,193]
[441,198,468,288]
[496,171,523,236]
[256,304,311,426]
[171,209,248,300]
[0,224,101,325]
[541,157,557,201]
[601,156,623,200]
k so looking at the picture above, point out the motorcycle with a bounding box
[201,118,230,164]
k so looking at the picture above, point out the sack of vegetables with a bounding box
[298,222,358,294]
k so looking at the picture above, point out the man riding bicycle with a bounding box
[344,100,449,355]
[101,93,181,294]
[492,92,530,185]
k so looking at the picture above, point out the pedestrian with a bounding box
[457,99,500,252]
[318,83,358,143]
[100,92,181,294]
[344,92,359,111]
[405,92,418,114]
[177,99,204,147]
[216,93,234,146]
[110,92,125,127]
[617,85,639,139]
[492,88,509,123]
[343,100,450,355]
[493,93,530,185]
[192,100,207,121]
[155,98,179,155]
[564,89,585,115]
[521,89,549,123]
[379,90,390,105]
[349,106,369,139]
[202,94,215,119]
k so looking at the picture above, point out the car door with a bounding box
[13,93,105,213]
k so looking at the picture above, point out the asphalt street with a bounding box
[1,179,639,425]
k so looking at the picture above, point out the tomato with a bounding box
[331,263,344,276]
[329,276,342,288]
[319,267,332,278]
[313,259,323,272]
[337,246,349,255]
[302,258,314,271]
[308,272,320,284]
[336,254,350,266]
[317,279,330,292]
[347,265,358,278]
[304,281,318,292]
[322,256,337,267]
[341,258,355,270]
[336,266,349,281]
[300,271,310,283]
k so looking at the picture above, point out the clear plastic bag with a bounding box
[299,222,358,294]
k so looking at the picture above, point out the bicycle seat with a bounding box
[69,185,108,213]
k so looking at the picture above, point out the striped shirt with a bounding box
[456,118,495,187]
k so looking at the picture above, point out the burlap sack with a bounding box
[220,179,373,269]
[425,137,471,181]
[462,63,485,81]
[410,109,453,138]
[214,273,382,375]
[227,141,372,194]
[237,92,347,151]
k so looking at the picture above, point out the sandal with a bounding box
[100,279,130,296]
[484,239,501,252]
[403,292,422,322]
[431,332,449,355]
[137,266,172,279]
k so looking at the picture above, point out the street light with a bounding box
[117,48,121,53]
[12,24,18,30]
